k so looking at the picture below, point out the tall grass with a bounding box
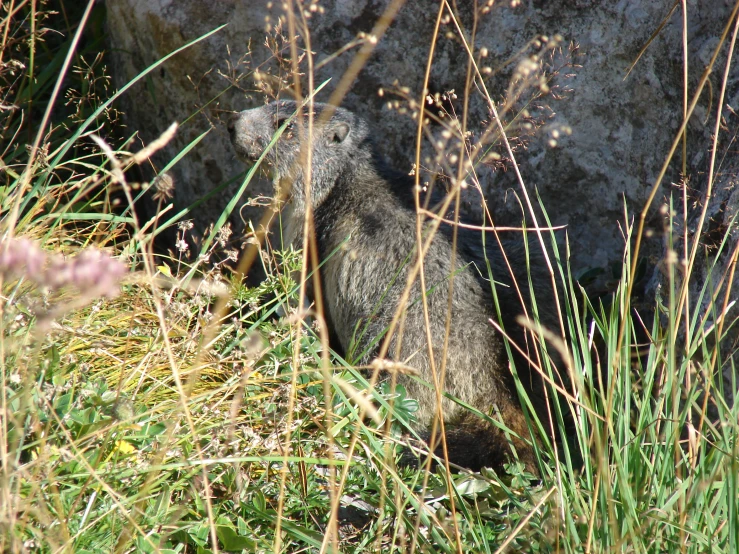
[1,1,738,553]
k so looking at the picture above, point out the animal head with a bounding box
[228,100,371,208]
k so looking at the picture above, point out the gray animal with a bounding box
[228,100,561,471]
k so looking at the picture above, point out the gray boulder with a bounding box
[105,0,738,276]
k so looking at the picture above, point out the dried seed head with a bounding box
[152,172,175,202]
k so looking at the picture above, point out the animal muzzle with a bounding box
[228,110,268,163]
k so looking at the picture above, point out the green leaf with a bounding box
[253,491,266,512]
[237,516,248,535]
[216,522,258,551]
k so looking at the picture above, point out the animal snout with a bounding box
[228,111,265,162]
[227,113,240,137]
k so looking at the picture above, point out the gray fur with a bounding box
[228,100,558,471]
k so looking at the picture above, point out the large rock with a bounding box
[105,0,738,275]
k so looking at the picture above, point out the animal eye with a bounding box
[275,117,293,131]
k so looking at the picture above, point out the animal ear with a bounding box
[331,122,350,143]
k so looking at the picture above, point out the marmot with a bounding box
[228,100,561,471]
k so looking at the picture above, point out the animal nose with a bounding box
[227,113,240,136]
